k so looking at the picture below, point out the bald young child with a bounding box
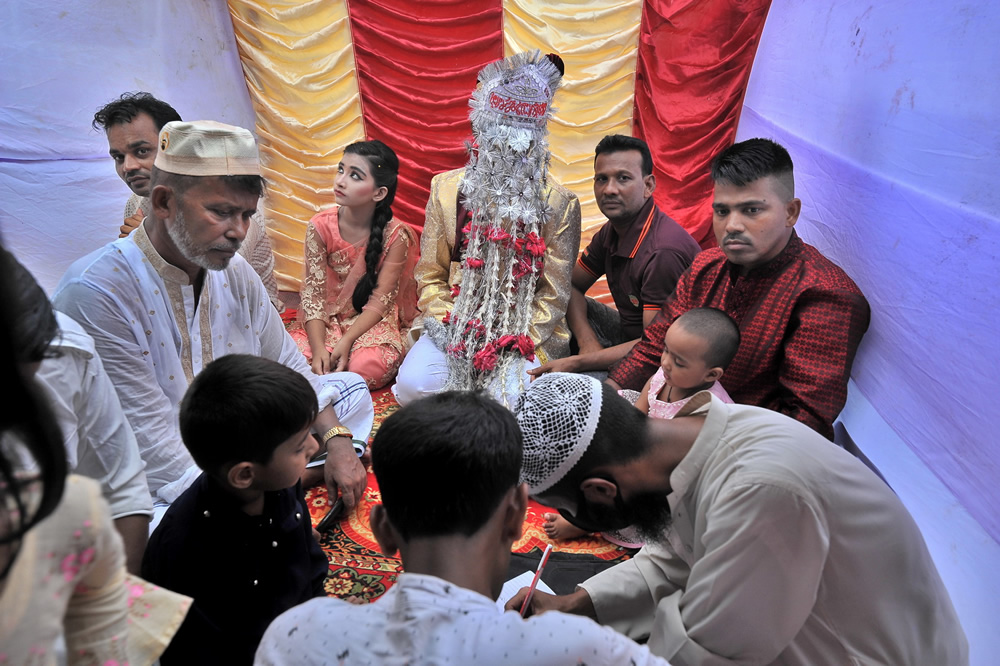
[545,307,739,543]
[633,307,737,416]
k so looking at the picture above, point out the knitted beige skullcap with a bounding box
[154,120,259,177]
[513,373,604,495]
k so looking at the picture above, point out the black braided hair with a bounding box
[346,139,400,314]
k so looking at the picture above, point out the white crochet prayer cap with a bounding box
[154,120,260,177]
[514,373,604,495]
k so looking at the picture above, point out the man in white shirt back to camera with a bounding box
[256,390,669,666]
[55,121,373,523]
[4,247,152,573]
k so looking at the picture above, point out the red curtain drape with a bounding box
[347,0,503,232]
[634,0,772,247]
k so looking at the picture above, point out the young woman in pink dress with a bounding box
[293,140,417,389]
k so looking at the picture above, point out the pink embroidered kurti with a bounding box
[293,207,417,389]
[0,475,190,665]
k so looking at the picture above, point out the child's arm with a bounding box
[329,225,412,372]
[301,221,332,374]
[633,375,655,414]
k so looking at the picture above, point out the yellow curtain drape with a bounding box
[227,0,365,292]
[503,0,643,302]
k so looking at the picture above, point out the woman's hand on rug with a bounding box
[324,437,367,511]
[328,339,352,373]
[311,349,331,375]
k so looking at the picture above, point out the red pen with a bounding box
[519,543,553,617]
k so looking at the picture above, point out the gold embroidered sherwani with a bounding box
[413,168,581,363]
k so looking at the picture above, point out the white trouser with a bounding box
[393,334,539,409]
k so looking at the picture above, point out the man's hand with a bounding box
[527,355,581,380]
[323,436,367,511]
[120,210,143,238]
[504,587,597,619]
[605,378,622,391]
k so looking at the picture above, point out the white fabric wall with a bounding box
[740,5,1000,660]
[0,1,256,292]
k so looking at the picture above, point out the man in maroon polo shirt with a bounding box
[529,135,700,380]
[608,138,870,440]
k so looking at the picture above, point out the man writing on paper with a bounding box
[509,373,967,665]
[257,391,669,665]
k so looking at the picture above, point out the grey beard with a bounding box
[167,208,240,271]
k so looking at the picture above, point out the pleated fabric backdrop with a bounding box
[227,0,771,292]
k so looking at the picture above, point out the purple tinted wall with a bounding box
[739,2,1000,542]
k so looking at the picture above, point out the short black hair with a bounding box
[548,383,649,497]
[0,248,58,364]
[372,391,523,540]
[710,138,795,199]
[92,92,182,133]
[150,167,265,199]
[179,355,317,474]
[594,134,653,176]
[673,307,741,369]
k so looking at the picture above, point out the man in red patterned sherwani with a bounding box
[608,138,870,440]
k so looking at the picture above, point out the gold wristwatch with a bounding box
[321,425,353,445]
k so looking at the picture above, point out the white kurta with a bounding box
[580,393,968,665]
[255,572,670,665]
[34,312,153,520]
[54,224,373,503]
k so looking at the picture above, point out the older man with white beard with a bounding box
[55,121,373,521]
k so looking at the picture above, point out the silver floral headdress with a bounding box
[440,51,563,404]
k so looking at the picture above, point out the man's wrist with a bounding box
[321,425,352,445]
[567,587,598,619]
[325,435,366,459]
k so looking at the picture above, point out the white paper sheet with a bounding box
[496,570,554,612]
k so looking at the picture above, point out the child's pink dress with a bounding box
[646,368,734,419]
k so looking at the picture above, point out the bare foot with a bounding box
[542,512,589,540]
[343,595,368,605]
